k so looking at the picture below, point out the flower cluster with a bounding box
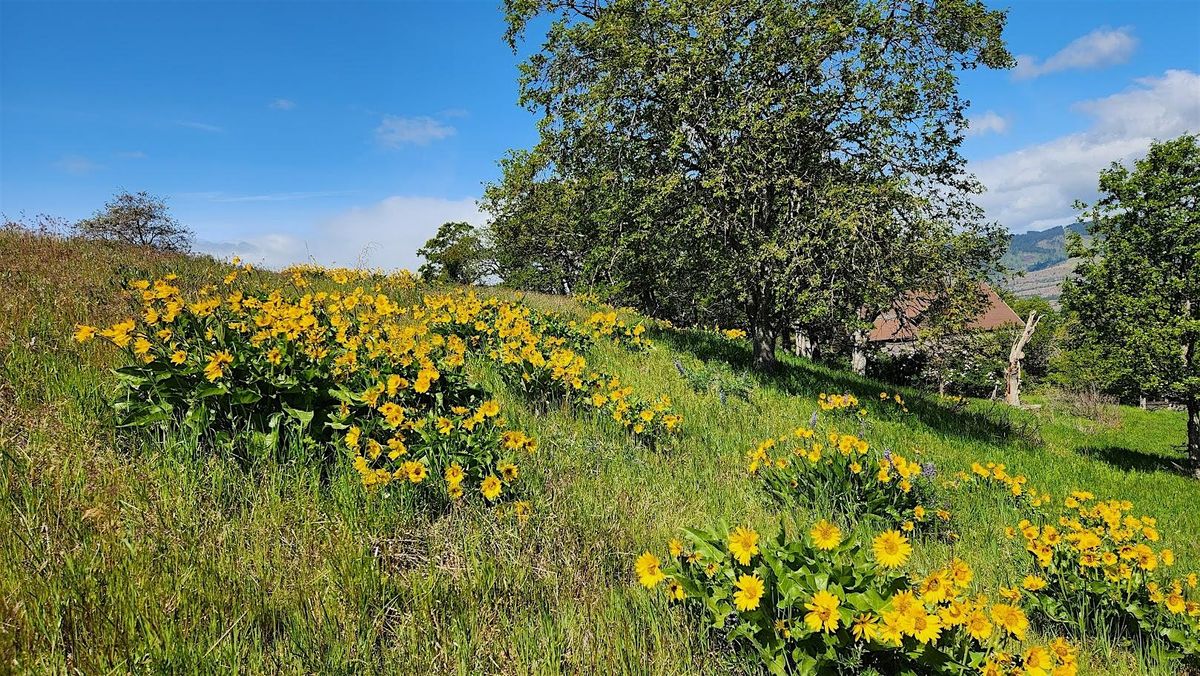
[817,391,863,415]
[747,426,949,535]
[961,461,1054,509]
[878,390,910,413]
[636,522,1078,675]
[422,291,682,440]
[1004,491,1199,663]
[575,310,651,351]
[281,263,418,290]
[75,267,535,505]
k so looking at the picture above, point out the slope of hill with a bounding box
[1002,221,1089,272]
[1,230,1195,674]
[1001,221,1089,301]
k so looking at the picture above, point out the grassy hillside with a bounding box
[1,230,1196,674]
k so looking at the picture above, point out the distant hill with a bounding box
[1000,221,1090,303]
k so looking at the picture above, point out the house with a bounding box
[868,284,1022,354]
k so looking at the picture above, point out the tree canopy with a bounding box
[490,0,1013,366]
[74,191,193,252]
[417,221,492,285]
[1062,133,1200,470]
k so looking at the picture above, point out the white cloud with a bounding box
[966,111,1009,137]
[375,115,456,147]
[270,98,296,110]
[1013,27,1137,80]
[973,69,1200,232]
[176,120,224,133]
[194,195,483,270]
[116,150,148,159]
[54,155,102,174]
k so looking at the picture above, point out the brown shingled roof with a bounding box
[868,284,1022,343]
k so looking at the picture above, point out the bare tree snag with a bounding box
[1004,311,1041,406]
[851,329,868,376]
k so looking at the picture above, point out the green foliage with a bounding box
[491,0,1014,365]
[417,221,492,285]
[674,357,755,404]
[1061,133,1200,465]
[4,231,1197,674]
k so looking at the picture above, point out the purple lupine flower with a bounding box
[922,462,937,478]
[882,448,893,461]
[808,411,819,427]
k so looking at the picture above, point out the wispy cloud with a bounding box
[176,120,224,133]
[973,69,1200,232]
[966,111,1009,137]
[270,98,296,110]
[116,150,148,159]
[1013,27,1137,80]
[194,195,482,270]
[375,115,456,148]
[54,155,103,174]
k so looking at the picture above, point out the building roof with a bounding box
[868,284,1022,343]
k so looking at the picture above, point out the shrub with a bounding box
[576,309,652,351]
[674,358,755,404]
[959,462,1055,510]
[636,522,1078,675]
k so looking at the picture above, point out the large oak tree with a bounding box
[491,0,1013,367]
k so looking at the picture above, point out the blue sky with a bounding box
[2,0,1198,270]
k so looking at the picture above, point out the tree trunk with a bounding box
[747,287,778,370]
[1189,397,1200,479]
[794,326,814,359]
[752,323,778,368]
[1004,311,1041,407]
[851,329,868,376]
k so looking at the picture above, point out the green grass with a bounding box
[1,230,1195,674]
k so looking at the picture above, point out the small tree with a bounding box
[1062,134,1199,473]
[74,191,193,252]
[417,221,491,285]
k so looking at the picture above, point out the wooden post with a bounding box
[1004,311,1041,407]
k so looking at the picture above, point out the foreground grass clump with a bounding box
[2,230,1198,674]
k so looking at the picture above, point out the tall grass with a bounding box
[1,230,1194,674]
